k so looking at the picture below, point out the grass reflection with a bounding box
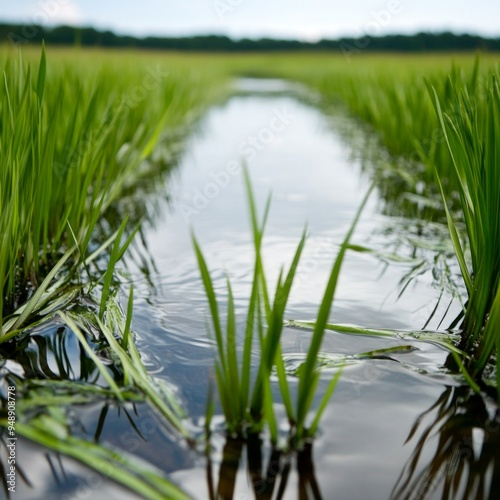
[392,386,500,500]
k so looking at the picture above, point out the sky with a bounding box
[0,0,499,41]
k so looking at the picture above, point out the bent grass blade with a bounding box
[285,320,466,357]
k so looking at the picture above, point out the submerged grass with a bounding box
[2,370,189,499]
[194,169,373,445]
[1,285,191,497]
[14,419,189,500]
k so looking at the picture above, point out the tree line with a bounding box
[2,23,499,52]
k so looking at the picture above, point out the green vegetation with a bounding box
[432,71,500,382]
[1,44,500,497]
[279,57,500,388]
[0,45,226,333]
[194,169,371,445]
[259,55,494,210]
[244,53,500,390]
[1,292,190,499]
[0,45,226,496]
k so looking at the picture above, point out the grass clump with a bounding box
[0,45,227,496]
[0,290,190,499]
[432,70,500,382]
[259,54,500,389]
[0,45,224,337]
[194,169,373,445]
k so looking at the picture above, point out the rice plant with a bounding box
[0,281,191,497]
[0,45,223,337]
[1,358,189,500]
[431,70,500,382]
[0,45,226,496]
[269,55,495,217]
[194,169,373,445]
[257,54,500,388]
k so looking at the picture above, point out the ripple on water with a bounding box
[119,79,473,498]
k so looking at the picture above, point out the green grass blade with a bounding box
[286,320,464,354]
[192,235,226,376]
[251,231,306,418]
[96,311,189,438]
[450,351,480,393]
[297,182,374,425]
[36,41,46,103]
[225,277,241,421]
[121,284,134,350]
[5,247,75,333]
[99,218,140,319]
[57,311,123,401]
[14,421,189,500]
[308,366,343,437]
[275,344,295,424]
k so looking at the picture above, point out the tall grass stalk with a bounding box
[195,169,372,443]
[432,72,500,380]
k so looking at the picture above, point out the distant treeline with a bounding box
[1,23,499,52]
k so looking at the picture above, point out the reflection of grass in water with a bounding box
[194,169,373,445]
[0,292,191,499]
[207,433,322,500]
[391,386,500,500]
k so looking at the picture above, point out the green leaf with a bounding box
[36,41,46,102]
[297,182,374,425]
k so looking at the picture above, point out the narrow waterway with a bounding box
[12,78,495,500]
[125,79,474,499]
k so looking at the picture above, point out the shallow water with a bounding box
[6,79,498,499]
[123,79,483,499]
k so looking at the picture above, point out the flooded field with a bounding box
[4,76,499,500]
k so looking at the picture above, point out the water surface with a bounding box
[124,79,476,499]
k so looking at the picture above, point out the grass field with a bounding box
[0,45,228,331]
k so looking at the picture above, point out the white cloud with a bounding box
[53,2,83,25]
[27,0,84,26]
